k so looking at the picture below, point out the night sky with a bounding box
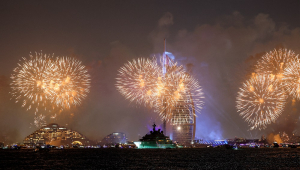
[1,0,300,143]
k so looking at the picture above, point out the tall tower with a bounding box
[162,39,196,144]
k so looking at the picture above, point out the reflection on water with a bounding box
[1,148,300,169]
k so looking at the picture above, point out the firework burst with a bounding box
[116,58,162,107]
[10,52,57,113]
[11,53,91,128]
[236,74,286,130]
[48,57,91,109]
[11,54,91,111]
[255,49,298,82]
[155,64,204,124]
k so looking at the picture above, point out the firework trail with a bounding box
[116,58,162,107]
[236,74,286,130]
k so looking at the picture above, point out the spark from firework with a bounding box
[255,49,298,82]
[155,63,185,112]
[155,64,204,125]
[283,57,300,100]
[116,55,204,124]
[280,131,290,143]
[47,57,91,109]
[33,114,46,128]
[10,52,57,114]
[236,74,286,130]
[116,58,162,107]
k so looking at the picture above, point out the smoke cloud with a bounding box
[151,11,300,139]
[150,12,174,53]
[267,133,283,144]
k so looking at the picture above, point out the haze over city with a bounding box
[1,0,300,144]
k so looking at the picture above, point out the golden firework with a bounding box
[116,58,162,107]
[155,70,204,124]
[236,74,286,130]
[11,52,91,127]
[255,49,298,82]
[283,57,300,99]
[10,52,57,113]
[48,57,91,109]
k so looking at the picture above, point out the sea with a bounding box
[1,148,300,169]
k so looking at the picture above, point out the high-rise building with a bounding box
[162,39,197,145]
[171,92,195,144]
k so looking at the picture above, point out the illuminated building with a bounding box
[100,132,127,145]
[162,39,196,145]
[171,95,195,145]
[23,123,91,146]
